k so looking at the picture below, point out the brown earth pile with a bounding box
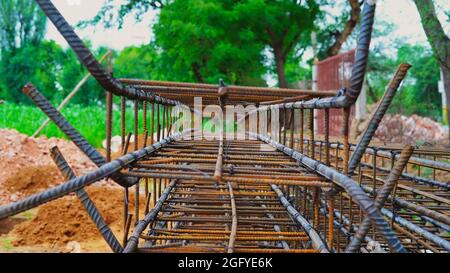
[374,114,447,144]
[0,129,97,205]
[0,129,147,251]
[9,185,141,247]
[4,166,64,196]
[351,104,448,145]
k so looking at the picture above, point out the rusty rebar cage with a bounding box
[0,0,448,253]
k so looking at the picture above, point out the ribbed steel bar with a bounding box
[255,133,407,253]
[348,63,412,174]
[123,179,178,253]
[34,0,182,106]
[246,2,376,113]
[0,131,187,220]
[22,83,135,188]
[305,140,450,189]
[50,146,123,253]
[380,208,450,251]
[271,184,329,253]
[345,145,414,252]
[227,182,238,253]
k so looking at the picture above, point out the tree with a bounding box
[0,0,46,52]
[0,0,49,102]
[0,41,64,103]
[235,0,320,88]
[56,43,109,105]
[325,0,361,57]
[78,0,168,29]
[153,0,266,85]
[413,0,450,131]
[83,0,322,88]
[394,45,442,119]
[314,0,362,60]
[114,44,158,79]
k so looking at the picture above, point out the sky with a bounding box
[46,0,450,51]
[46,0,158,50]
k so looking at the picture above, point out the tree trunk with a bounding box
[273,46,287,88]
[191,63,204,83]
[327,0,361,57]
[272,46,290,132]
[413,0,450,144]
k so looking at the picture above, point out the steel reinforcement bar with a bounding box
[347,63,412,174]
[0,131,190,220]
[254,133,407,253]
[248,1,376,111]
[34,0,182,106]
[22,83,135,187]
[345,145,414,252]
[271,184,329,253]
[50,146,124,253]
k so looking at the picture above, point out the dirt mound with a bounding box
[0,129,98,205]
[4,166,64,196]
[0,129,151,252]
[374,114,447,145]
[10,185,143,247]
[351,104,448,145]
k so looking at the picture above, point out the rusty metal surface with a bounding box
[0,0,448,253]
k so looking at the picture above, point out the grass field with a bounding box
[0,102,233,148]
[0,102,160,147]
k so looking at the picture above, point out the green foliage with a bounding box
[0,0,46,52]
[236,0,319,51]
[114,44,158,79]
[0,0,443,126]
[314,1,351,60]
[367,43,442,121]
[77,0,167,29]
[153,0,266,85]
[235,0,319,87]
[395,45,441,119]
[0,41,64,103]
[55,44,109,105]
[83,0,321,87]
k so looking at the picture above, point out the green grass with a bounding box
[0,102,244,147]
[0,236,14,251]
[0,102,166,147]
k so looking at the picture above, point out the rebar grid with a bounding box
[0,0,448,254]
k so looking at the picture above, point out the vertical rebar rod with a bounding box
[22,84,133,187]
[150,102,155,145]
[289,110,294,149]
[157,104,161,141]
[134,100,139,223]
[143,101,148,133]
[309,109,315,159]
[342,107,350,174]
[106,92,113,162]
[121,97,126,151]
[324,109,330,166]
